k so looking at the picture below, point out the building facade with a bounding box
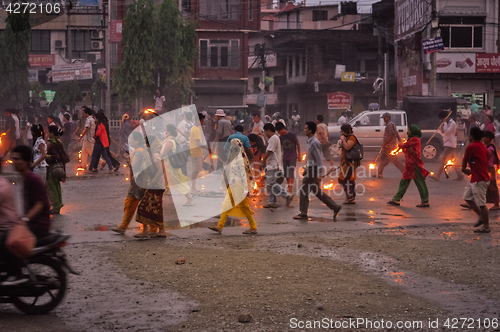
[395,0,500,112]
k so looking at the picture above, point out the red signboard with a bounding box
[476,53,500,73]
[110,20,123,43]
[328,92,352,109]
[29,54,55,67]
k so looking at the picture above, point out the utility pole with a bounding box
[105,1,111,120]
[429,0,437,96]
[67,8,72,64]
[256,43,267,119]
[384,53,389,108]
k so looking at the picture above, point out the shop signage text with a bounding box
[422,37,444,53]
[51,62,92,82]
[328,92,351,109]
[29,54,55,67]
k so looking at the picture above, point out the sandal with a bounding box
[242,229,257,235]
[416,202,430,207]
[111,227,125,234]
[152,233,168,238]
[387,200,400,206]
[293,214,308,220]
[133,233,151,239]
[460,203,471,209]
[208,226,222,233]
[474,228,491,233]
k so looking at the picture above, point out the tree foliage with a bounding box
[0,11,31,107]
[53,80,83,111]
[113,0,197,109]
[30,82,46,102]
[90,75,105,106]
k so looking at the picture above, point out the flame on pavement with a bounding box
[302,154,306,161]
[369,164,376,170]
[323,183,334,190]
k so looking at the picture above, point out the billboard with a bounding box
[51,63,93,82]
[476,54,500,73]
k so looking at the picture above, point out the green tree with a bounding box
[113,0,157,105]
[113,0,197,109]
[53,80,83,111]
[30,81,46,102]
[0,11,31,107]
[90,75,105,109]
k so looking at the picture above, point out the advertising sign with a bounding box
[341,72,355,82]
[29,54,55,67]
[51,63,93,82]
[436,53,476,73]
[476,54,500,73]
[422,37,444,54]
[328,92,351,109]
[397,39,423,102]
[110,20,123,43]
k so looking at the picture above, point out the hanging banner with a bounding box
[51,62,93,82]
[110,20,123,43]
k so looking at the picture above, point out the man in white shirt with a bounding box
[315,114,334,168]
[79,107,96,170]
[291,110,301,133]
[245,113,264,135]
[430,110,463,181]
[262,123,293,208]
[11,109,22,146]
[337,111,347,126]
[154,88,166,113]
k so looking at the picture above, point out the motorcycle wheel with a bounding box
[11,255,67,315]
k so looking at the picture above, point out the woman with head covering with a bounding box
[208,138,257,234]
[31,124,48,183]
[338,124,360,204]
[388,124,430,207]
[46,126,68,214]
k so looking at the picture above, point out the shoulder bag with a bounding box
[344,135,364,162]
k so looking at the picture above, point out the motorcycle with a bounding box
[0,232,78,314]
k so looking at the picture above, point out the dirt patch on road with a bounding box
[107,238,444,331]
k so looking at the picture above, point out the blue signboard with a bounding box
[423,37,444,54]
[78,0,98,6]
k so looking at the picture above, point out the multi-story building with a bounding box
[395,0,500,111]
[182,0,261,110]
[247,1,389,124]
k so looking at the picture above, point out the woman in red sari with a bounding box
[387,124,430,207]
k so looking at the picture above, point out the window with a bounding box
[357,114,380,126]
[288,57,293,77]
[249,0,253,21]
[66,31,93,59]
[199,39,240,68]
[295,55,299,77]
[313,10,328,21]
[439,16,484,49]
[30,31,50,54]
[199,0,240,20]
[301,54,306,76]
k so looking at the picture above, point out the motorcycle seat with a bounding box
[36,233,63,247]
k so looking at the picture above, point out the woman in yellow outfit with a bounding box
[208,138,257,234]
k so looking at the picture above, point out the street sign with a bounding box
[314,82,319,92]
[51,63,93,82]
[328,92,352,109]
[423,37,444,54]
[258,82,265,91]
[341,72,355,82]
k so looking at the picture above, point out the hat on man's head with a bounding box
[215,109,226,117]
[382,112,391,118]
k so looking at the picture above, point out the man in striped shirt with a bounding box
[377,113,404,178]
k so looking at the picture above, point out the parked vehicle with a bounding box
[0,232,78,314]
[328,97,458,162]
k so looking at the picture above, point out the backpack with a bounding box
[168,139,189,169]
[344,135,364,162]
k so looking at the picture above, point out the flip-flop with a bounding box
[474,228,491,233]
[183,202,195,206]
[387,200,400,206]
[242,229,257,234]
[152,233,168,238]
[460,203,472,209]
[208,226,222,233]
[416,203,430,207]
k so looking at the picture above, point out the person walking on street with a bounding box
[79,107,96,170]
[31,124,48,183]
[213,109,233,168]
[294,122,341,220]
[483,131,500,210]
[456,115,467,160]
[46,127,68,214]
[11,109,22,146]
[225,125,252,160]
[262,123,293,208]
[2,109,16,158]
[89,112,114,173]
[338,124,360,204]
[387,125,430,207]
[315,115,334,169]
[276,122,300,195]
[462,127,491,233]
[430,110,463,181]
[377,112,404,178]
[291,110,301,134]
[190,113,206,194]
[208,138,258,235]
[61,114,73,152]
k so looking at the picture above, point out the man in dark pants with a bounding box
[294,122,341,220]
